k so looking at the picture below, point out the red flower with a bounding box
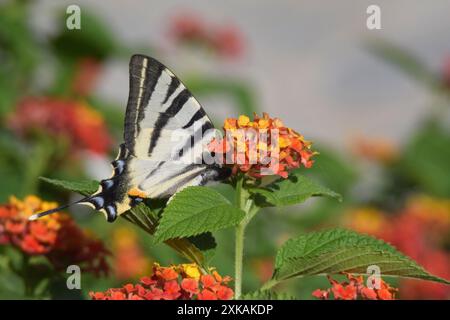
[90,263,233,300]
[200,274,216,289]
[216,286,234,300]
[312,289,329,300]
[312,273,397,300]
[181,278,199,295]
[331,283,357,300]
[111,291,126,300]
[8,97,111,155]
[212,26,243,59]
[360,287,378,300]
[209,113,315,179]
[164,280,181,299]
[197,289,217,300]
[141,276,156,286]
[156,266,179,281]
[0,196,110,276]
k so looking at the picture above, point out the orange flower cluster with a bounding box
[351,136,398,164]
[345,196,450,299]
[90,263,233,300]
[168,13,243,59]
[112,227,151,280]
[312,274,397,300]
[9,97,111,155]
[209,113,316,178]
[0,196,110,276]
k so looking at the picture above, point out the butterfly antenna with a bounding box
[28,196,91,221]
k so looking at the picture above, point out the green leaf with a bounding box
[250,171,342,207]
[39,177,98,196]
[273,228,450,285]
[123,204,216,268]
[154,187,245,243]
[242,290,296,300]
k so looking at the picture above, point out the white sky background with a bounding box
[31,0,450,149]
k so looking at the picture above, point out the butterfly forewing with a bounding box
[31,54,229,223]
[86,55,229,221]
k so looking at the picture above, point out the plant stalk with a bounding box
[234,175,259,299]
[234,221,246,299]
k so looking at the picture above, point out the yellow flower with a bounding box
[224,118,237,130]
[179,263,201,280]
[237,115,250,127]
[279,137,291,148]
[258,119,270,129]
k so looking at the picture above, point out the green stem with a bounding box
[234,176,260,299]
[234,222,245,299]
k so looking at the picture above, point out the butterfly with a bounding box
[30,54,231,222]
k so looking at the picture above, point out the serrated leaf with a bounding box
[250,171,342,207]
[242,290,296,300]
[273,228,450,285]
[122,204,214,269]
[154,187,245,243]
[39,177,98,196]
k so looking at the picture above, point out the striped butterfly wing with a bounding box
[31,55,229,223]
[124,54,229,194]
[94,55,229,221]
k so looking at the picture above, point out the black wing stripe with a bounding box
[148,89,191,155]
[136,61,164,131]
[178,121,214,158]
[163,76,181,104]
[182,108,207,129]
[142,160,166,182]
[124,55,164,152]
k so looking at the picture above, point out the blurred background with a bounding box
[0,0,449,299]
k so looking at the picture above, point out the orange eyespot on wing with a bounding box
[128,187,148,199]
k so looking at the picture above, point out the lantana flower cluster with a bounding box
[8,97,111,155]
[0,195,110,276]
[90,263,234,300]
[312,273,397,300]
[209,113,316,178]
[112,227,152,280]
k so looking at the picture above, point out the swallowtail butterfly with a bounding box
[31,55,231,222]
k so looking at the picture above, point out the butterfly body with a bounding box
[32,55,230,222]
